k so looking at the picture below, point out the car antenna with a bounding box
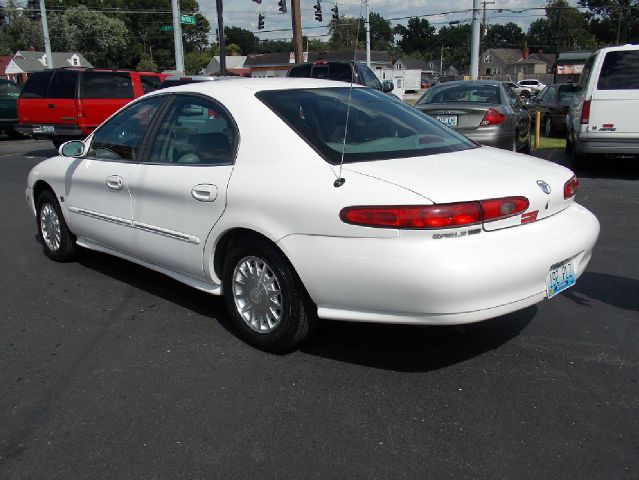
[334,0,365,188]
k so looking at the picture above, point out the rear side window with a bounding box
[288,64,312,78]
[140,75,162,94]
[19,71,52,99]
[597,50,639,90]
[48,70,78,99]
[82,72,133,99]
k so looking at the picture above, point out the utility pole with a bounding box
[470,0,481,80]
[38,0,53,69]
[480,0,495,79]
[365,0,371,67]
[291,0,303,63]
[171,0,185,74]
[216,0,226,75]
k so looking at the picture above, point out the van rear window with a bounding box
[82,72,133,99]
[597,50,639,90]
[19,71,52,99]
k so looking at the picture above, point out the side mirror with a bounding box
[382,80,394,93]
[60,140,85,157]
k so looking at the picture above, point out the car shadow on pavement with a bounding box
[74,248,535,369]
[25,147,57,158]
[301,307,536,372]
[533,148,639,180]
[562,271,639,312]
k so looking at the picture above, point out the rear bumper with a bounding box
[0,118,18,128]
[576,135,639,155]
[462,128,513,150]
[17,123,84,139]
[278,203,599,325]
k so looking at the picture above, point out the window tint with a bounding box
[597,50,639,90]
[288,64,312,78]
[580,55,595,89]
[328,63,354,83]
[257,87,476,164]
[418,85,501,104]
[311,65,329,79]
[140,75,162,94]
[48,70,78,99]
[19,71,52,99]
[88,96,163,161]
[149,95,236,165]
[359,65,382,90]
[82,72,133,99]
[558,84,579,104]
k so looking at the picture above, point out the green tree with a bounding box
[579,0,639,44]
[328,16,365,50]
[436,23,473,74]
[224,26,258,55]
[527,0,596,51]
[1,1,43,52]
[485,22,525,48]
[136,53,158,72]
[369,12,393,50]
[394,17,436,55]
[48,6,130,68]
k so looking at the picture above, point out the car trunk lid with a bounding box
[417,103,500,132]
[344,146,575,231]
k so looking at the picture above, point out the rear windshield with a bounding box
[557,84,580,104]
[48,70,77,99]
[417,85,501,104]
[0,80,21,97]
[597,50,639,90]
[19,71,52,99]
[288,64,312,78]
[256,87,476,164]
[82,72,133,99]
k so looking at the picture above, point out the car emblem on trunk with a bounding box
[537,180,551,194]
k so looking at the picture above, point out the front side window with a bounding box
[597,50,639,90]
[87,96,164,161]
[417,84,501,104]
[257,87,476,164]
[0,80,21,97]
[82,72,133,99]
[359,65,382,90]
[148,95,236,165]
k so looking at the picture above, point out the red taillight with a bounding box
[480,108,506,126]
[340,197,529,229]
[580,99,591,124]
[564,175,579,199]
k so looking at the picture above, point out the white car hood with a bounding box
[343,146,575,230]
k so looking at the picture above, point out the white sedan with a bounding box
[25,78,599,352]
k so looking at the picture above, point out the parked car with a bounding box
[567,44,639,164]
[518,79,546,94]
[414,80,531,153]
[17,68,166,147]
[0,79,22,138]
[159,75,241,89]
[503,81,534,98]
[287,60,394,93]
[528,83,581,137]
[26,78,599,352]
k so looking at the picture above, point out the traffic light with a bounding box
[314,0,322,22]
[278,0,287,13]
[331,3,338,21]
[258,13,265,30]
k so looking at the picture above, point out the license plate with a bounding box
[546,258,577,298]
[42,125,55,134]
[436,115,457,127]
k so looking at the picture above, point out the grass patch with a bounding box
[534,135,566,150]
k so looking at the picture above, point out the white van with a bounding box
[567,44,639,164]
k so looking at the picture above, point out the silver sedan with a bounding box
[414,80,531,153]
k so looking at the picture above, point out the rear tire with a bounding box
[36,190,78,262]
[5,128,25,139]
[222,237,317,352]
[544,117,554,137]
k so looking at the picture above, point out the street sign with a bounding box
[180,15,196,25]
[160,25,173,31]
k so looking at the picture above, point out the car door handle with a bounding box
[106,175,123,191]
[191,184,218,202]
[48,104,55,108]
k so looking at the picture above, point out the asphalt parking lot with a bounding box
[1,135,638,479]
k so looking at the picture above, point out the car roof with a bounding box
[151,77,366,95]
[431,80,502,88]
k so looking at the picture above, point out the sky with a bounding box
[199,0,581,42]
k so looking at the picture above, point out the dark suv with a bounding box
[17,68,166,147]
[287,60,394,93]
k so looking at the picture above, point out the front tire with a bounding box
[222,238,317,352]
[36,190,78,262]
